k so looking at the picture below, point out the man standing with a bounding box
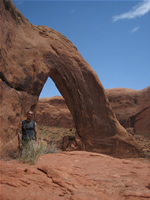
[18,110,38,150]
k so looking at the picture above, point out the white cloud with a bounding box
[131,26,140,33]
[113,0,150,22]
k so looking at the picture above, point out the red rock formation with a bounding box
[0,0,142,157]
[0,79,38,156]
[36,86,150,135]
[35,96,74,128]
[1,151,150,200]
[106,86,150,135]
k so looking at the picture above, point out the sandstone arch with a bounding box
[0,0,142,157]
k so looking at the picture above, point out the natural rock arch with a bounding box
[0,0,142,157]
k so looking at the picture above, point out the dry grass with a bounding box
[134,132,150,160]
[38,125,76,149]
[19,140,46,164]
[18,126,76,164]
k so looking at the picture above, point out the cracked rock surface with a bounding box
[1,151,150,200]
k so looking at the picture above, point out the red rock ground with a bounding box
[1,151,150,200]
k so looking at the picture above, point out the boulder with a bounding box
[0,0,142,157]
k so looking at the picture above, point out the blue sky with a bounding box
[12,0,150,98]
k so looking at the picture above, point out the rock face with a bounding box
[35,96,74,128]
[1,151,150,200]
[106,87,150,135]
[36,86,150,135]
[0,0,142,157]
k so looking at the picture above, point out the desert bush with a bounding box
[45,141,61,154]
[19,139,61,164]
[19,140,46,164]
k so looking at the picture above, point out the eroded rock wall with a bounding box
[35,96,74,128]
[106,87,150,135]
[36,86,150,135]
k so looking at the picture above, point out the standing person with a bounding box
[18,110,38,150]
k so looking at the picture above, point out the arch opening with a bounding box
[36,76,77,151]
[39,77,61,98]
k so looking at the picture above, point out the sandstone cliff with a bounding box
[35,96,74,128]
[106,86,150,135]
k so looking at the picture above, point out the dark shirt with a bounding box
[22,120,35,140]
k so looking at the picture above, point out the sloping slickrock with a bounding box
[0,0,142,157]
[1,151,150,200]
